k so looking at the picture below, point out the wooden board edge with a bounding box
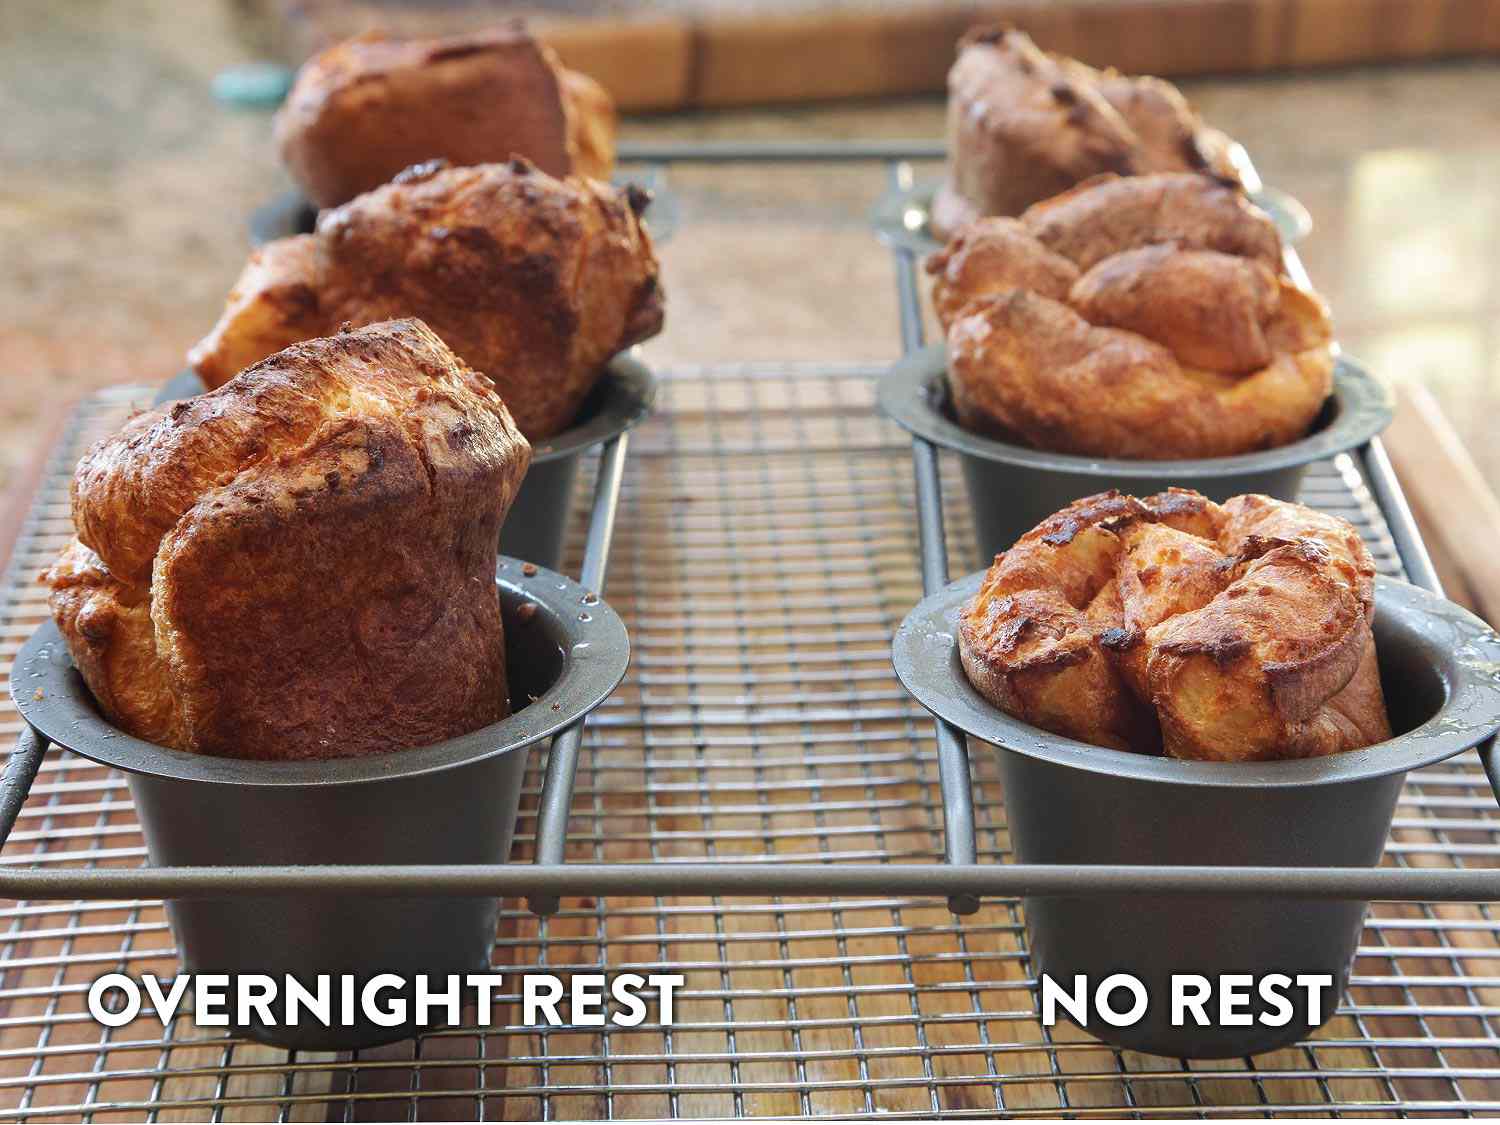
[1382,383,1500,625]
[256,0,1500,113]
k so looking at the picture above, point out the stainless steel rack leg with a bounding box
[889,162,980,916]
[528,432,631,916]
[1359,438,1443,596]
[0,726,47,851]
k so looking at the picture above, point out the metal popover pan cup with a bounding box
[156,352,657,574]
[11,561,630,1052]
[879,343,1395,566]
[870,177,1313,257]
[502,352,656,571]
[894,572,1500,1058]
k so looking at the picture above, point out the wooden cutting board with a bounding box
[252,0,1500,111]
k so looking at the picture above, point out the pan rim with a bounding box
[892,572,1500,790]
[11,560,628,789]
[878,341,1393,478]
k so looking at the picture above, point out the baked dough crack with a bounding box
[45,320,531,760]
[958,489,1390,761]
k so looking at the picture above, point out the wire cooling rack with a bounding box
[1,145,1499,1118]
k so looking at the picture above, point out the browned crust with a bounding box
[189,160,663,441]
[43,539,183,747]
[931,173,1331,461]
[1020,172,1281,272]
[186,236,324,391]
[275,23,617,209]
[956,489,1390,762]
[932,26,1245,236]
[925,217,1080,329]
[935,27,1141,236]
[958,490,1160,752]
[1218,491,1376,615]
[1069,243,1280,374]
[46,319,531,761]
[958,590,1153,754]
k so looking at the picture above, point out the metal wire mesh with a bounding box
[3,364,1500,1120]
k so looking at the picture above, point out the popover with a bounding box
[958,489,1391,762]
[44,319,531,761]
[927,172,1333,459]
[931,25,1240,237]
[276,22,616,209]
[189,158,663,440]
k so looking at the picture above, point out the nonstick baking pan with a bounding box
[155,352,657,574]
[870,177,1313,256]
[893,572,1500,1058]
[879,342,1395,565]
[248,169,680,247]
[12,560,630,1051]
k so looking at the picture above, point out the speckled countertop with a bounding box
[4,2,1500,494]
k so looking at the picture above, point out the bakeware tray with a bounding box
[0,141,1498,1118]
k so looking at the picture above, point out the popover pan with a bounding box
[156,352,657,574]
[894,572,1500,1058]
[879,343,1395,565]
[869,177,1313,257]
[12,561,630,1051]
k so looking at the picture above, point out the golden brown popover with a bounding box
[276,23,616,209]
[931,26,1240,237]
[44,320,531,761]
[958,489,1391,762]
[927,173,1332,460]
[189,159,663,440]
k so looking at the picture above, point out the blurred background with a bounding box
[3,0,1498,608]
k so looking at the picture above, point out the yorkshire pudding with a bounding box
[927,173,1333,460]
[932,25,1240,237]
[188,158,663,440]
[958,489,1391,762]
[44,319,531,761]
[275,23,616,209]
